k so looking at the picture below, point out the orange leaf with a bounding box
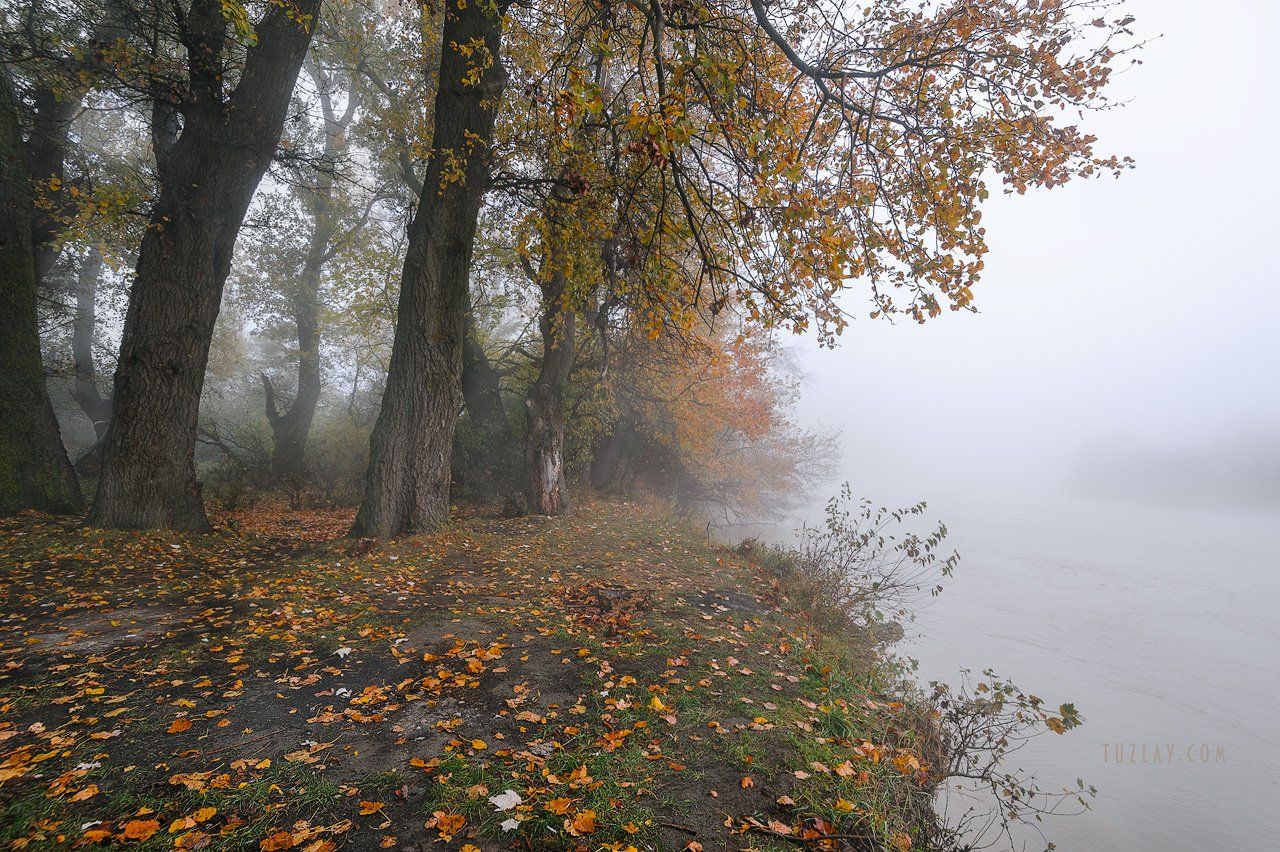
[566,809,596,836]
[544,797,573,815]
[260,829,295,851]
[121,819,160,841]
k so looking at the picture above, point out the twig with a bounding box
[660,822,699,835]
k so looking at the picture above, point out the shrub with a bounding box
[750,484,959,636]
[305,416,370,508]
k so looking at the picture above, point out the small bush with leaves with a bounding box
[748,488,1090,850]
[926,670,1095,851]
[759,484,960,635]
[304,417,370,508]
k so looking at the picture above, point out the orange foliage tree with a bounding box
[486,0,1136,520]
[580,318,835,524]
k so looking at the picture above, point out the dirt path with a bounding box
[0,501,933,851]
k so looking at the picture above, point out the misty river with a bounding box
[768,494,1280,851]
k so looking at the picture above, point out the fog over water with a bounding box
[786,0,1279,513]
[766,1,1280,849]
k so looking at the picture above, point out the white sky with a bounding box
[789,0,1280,506]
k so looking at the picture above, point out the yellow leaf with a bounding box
[430,811,465,839]
[566,809,596,836]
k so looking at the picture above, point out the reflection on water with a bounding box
[768,495,1280,851]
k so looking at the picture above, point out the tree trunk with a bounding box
[590,419,632,493]
[259,203,322,485]
[524,282,576,515]
[459,305,516,495]
[261,61,357,485]
[462,311,510,443]
[0,72,82,515]
[351,0,509,538]
[88,0,320,530]
[71,248,111,438]
[26,86,81,283]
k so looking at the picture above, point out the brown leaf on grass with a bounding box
[166,718,192,733]
[169,806,217,833]
[544,797,573,815]
[427,811,465,840]
[260,830,295,851]
[174,830,212,850]
[565,809,596,836]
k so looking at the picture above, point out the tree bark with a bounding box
[351,0,509,538]
[0,72,82,515]
[524,278,576,515]
[88,0,321,530]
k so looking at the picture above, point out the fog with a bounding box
[787,0,1280,514]
[773,10,1280,848]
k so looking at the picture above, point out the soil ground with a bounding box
[0,498,934,851]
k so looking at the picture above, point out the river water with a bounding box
[769,494,1280,851]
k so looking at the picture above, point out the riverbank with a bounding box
[0,499,943,850]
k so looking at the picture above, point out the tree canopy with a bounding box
[0,0,1139,530]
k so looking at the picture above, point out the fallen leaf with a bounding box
[121,819,160,841]
[488,789,522,811]
[566,809,596,836]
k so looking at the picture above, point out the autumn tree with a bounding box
[44,104,153,460]
[342,0,521,500]
[249,46,363,485]
[0,0,132,511]
[489,0,1134,520]
[85,0,322,530]
[350,0,512,537]
[0,69,81,514]
[598,324,833,523]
